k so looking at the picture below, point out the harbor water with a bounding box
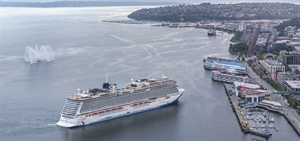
[1,7,299,141]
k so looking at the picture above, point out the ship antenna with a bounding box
[106,74,108,83]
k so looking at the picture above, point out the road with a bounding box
[267,25,277,51]
[245,62,300,133]
[247,23,261,57]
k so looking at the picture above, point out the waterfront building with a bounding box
[211,71,249,83]
[238,21,245,32]
[214,61,246,71]
[242,90,268,103]
[285,81,300,92]
[277,71,298,89]
[288,65,300,73]
[204,57,246,71]
[271,40,287,50]
[279,50,300,65]
[233,82,261,90]
[291,95,300,108]
[259,100,282,110]
[260,59,285,74]
[233,82,271,103]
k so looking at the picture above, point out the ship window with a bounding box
[131,84,137,87]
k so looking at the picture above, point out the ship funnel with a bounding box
[103,83,110,89]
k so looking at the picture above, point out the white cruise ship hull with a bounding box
[57,89,184,128]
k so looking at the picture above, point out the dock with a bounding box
[257,105,300,136]
[212,71,249,84]
[224,83,272,138]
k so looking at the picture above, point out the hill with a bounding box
[128,3,300,22]
[0,1,178,7]
[276,17,300,36]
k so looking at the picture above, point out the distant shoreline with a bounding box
[0,1,179,7]
[128,3,300,22]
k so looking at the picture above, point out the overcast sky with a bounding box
[1,0,300,4]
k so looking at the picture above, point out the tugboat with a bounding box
[207,28,216,36]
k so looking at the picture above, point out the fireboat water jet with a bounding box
[24,45,54,64]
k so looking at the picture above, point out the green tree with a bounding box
[276,17,300,36]
[265,78,284,91]
[229,42,248,55]
[287,95,297,108]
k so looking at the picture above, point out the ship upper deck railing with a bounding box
[67,76,177,101]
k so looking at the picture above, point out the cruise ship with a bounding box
[57,75,184,128]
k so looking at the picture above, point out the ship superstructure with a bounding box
[207,29,216,36]
[57,75,184,128]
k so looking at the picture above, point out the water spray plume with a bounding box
[24,45,54,64]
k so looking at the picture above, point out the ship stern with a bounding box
[57,115,79,128]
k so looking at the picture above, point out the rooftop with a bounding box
[234,82,261,89]
[261,100,282,107]
[275,40,288,43]
[264,59,283,67]
[277,71,298,79]
[286,81,300,89]
[217,61,245,67]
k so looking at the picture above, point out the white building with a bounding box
[261,59,285,74]
[277,71,299,89]
[287,64,300,73]
[233,82,269,103]
[244,90,268,103]
[285,81,300,92]
[259,100,282,110]
[238,21,245,32]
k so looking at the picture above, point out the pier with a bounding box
[257,105,300,136]
[224,83,300,137]
[224,83,272,138]
[211,71,249,84]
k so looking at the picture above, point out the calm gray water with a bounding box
[1,7,299,141]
